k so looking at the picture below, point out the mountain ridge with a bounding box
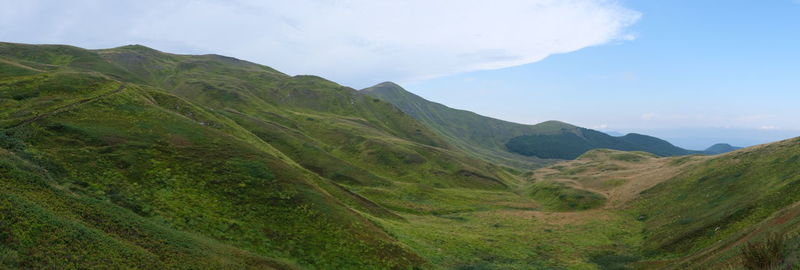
[2,42,797,269]
[362,81,735,163]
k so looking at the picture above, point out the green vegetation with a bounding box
[2,42,799,270]
[632,138,800,268]
[362,82,732,163]
[704,143,742,155]
[362,82,558,169]
[739,233,787,269]
[0,42,446,269]
[505,129,697,160]
[528,181,607,211]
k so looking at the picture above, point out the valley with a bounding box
[1,42,798,269]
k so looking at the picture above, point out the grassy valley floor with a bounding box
[346,150,708,269]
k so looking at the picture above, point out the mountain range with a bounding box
[0,42,797,269]
[362,82,736,162]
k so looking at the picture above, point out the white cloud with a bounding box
[0,0,640,87]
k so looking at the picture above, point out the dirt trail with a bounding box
[7,83,127,129]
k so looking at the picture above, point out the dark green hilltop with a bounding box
[361,82,731,162]
[703,143,742,155]
[1,42,798,269]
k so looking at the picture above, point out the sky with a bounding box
[1,0,798,149]
[405,0,800,149]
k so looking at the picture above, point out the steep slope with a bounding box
[525,138,800,269]
[631,137,800,269]
[3,42,796,270]
[362,82,706,163]
[0,42,519,269]
[362,82,558,169]
[0,73,424,269]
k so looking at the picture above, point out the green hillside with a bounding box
[523,139,800,269]
[361,82,711,164]
[361,82,565,169]
[506,130,696,159]
[0,42,515,269]
[632,138,800,269]
[2,42,799,270]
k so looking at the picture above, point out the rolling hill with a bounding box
[361,82,560,169]
[506,129,696,159]
[0,42,517,269]
[1,42,798,270]
[361,82,731,164]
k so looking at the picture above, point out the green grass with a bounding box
[632,138,800,266]
[528,181,607,211]
[0,42,441,269]
[2,41,800,270]
[362,82,555,169]
[379,207,643,269]
[505,131,695,160]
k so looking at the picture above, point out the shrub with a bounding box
[740,233,786,269]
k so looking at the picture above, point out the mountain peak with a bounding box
[110,44,162,53]
[362,81,407,93]
[375,81,403,88]
[531,120,579,133]
[704,143,741,154]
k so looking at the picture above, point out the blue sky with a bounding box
[2,0,798,149]
[406,0,800,148]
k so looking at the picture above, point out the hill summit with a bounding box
[362,82,732,162]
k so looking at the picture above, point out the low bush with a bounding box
[740,233,786,270]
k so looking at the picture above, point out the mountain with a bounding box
[362,82,564,169]
[2,42,797,269]
[506,129,697,159]
[362,82,706,162]
[703,143,741,155]
[0,42,516,269]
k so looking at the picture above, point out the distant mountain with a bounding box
[506,129,696,159]
[3,42,798,270]
[703,143,741,154]
[362,82,560,169]
[1,42,520,269]
[603,131,626,136]
[362,82,703,162]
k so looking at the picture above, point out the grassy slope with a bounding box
[0,43,654,269]
[0,148,295,269]
[1,42,465,269]
[361,82,556,169]
[361,82,700,164]
[526,140,800,269]
[632,137,800,269]
[3,42,799,270]
[506,130,696,160]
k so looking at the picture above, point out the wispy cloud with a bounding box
[0,0,640,87]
